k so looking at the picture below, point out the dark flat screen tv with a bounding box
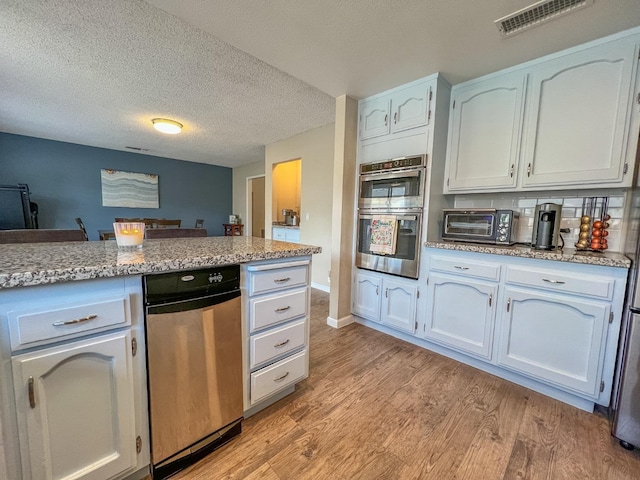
[0,184,35,229]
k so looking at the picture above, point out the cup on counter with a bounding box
[113,222,145,248]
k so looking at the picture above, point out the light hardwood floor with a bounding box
[172,289,640,479]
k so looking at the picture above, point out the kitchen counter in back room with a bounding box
[425,241,631,268]
[0,236,321,289]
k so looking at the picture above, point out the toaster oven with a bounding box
[441,209,519,245]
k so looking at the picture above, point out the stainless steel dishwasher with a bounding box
[143,265,243,479]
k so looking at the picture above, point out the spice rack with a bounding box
[575,197,610,252]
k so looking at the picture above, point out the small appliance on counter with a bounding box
[441,209,519,245]
[531,203,562,250]
[282,209,299,226]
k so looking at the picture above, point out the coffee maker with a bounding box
[532,203,562,250]
[282,209,298,226]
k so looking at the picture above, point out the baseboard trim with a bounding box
[327,314,355,329]
[311,282,330,292]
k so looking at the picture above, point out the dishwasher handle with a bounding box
[146,289,240,315]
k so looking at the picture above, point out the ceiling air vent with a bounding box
[495,0,594,37]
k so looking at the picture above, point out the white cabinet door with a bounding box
[272,227,286,241]
[381,279,417,334]
[352,271,382,321]
[12,331,136,480]
[391,82,431,133]
[522,40,637,188]
[497,287,609,397]
[359,97,391,140]
[445,73,526,192]
[425,273,497,359]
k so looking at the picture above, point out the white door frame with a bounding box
[246,174,265,237]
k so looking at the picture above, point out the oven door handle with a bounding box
[359,214,417,222]
[360,170,421,182]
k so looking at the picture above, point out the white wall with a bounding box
[266,124,335,290]
[232,161,265,228]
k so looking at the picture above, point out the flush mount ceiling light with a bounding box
[151,118,183,134]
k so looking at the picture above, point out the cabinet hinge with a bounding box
[600,381,605,393]
[609,311,614,324]
[624,163,629,175]
[428,110,432,121]
[417,289,420,299]
[415,321,418,331]
[452,100,455,109]
[446,178,450,187]
[136,435,142,454]
[426,277,429,286]
[429,89,433,101]
[131,337,138,357]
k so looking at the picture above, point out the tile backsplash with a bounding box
[453,191,627,252]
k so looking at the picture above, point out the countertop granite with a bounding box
[425,241,631,268]
[0,236,321,289]
[272,223,300,229]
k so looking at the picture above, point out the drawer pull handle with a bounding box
[275,306,291,313]
[28,376,36,409]
[507,297,511,312]
[52,314,98,327]
[274,371,290,382]
[454,266,469,270]
[274,339,291,348]
[273,277,291,283]
[542,279,565,285]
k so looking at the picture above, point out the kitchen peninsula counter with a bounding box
[0,236,321,289]
[425,241,630,268]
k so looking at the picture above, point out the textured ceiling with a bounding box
[1,1,639,168]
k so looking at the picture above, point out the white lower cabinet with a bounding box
[496,287,609,397]
[425,273,497,359]
[420,249,626,408]
[381,279,418,334]
[0,276,147,480]
[12,331,136,480]
[272,226,300,243]
[352,270,418,334]
[243,257,311,413]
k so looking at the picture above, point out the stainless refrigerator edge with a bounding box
[612,137,640,449]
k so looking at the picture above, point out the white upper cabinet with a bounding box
[522,40,638,188]
[359,80,433,141]
[445,73,527,191]
[444,33,640,193]
[359,97,391,140]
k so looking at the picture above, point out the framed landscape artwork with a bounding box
[101,169,159,208]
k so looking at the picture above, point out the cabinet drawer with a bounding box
[505,266,614,300]
[250,349,308,404]
[8,296,129,351]
[249,265,308,296]
[250,319,307,369]
[250,288,307,332]
[430,256,501,281]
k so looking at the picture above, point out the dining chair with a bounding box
[145,228,207,239]
[75,217,89,241]
[154,219,181,228]
[195,219,205,228]
[0,229,87,244]
[115,217,143,223]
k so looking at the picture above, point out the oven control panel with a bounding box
[360,155,426,173]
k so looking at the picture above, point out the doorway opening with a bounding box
[272,159,301,224]
[246,175,265,238]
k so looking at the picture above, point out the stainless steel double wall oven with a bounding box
[356,155,427,279]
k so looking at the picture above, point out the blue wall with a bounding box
[0,133,232,239]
